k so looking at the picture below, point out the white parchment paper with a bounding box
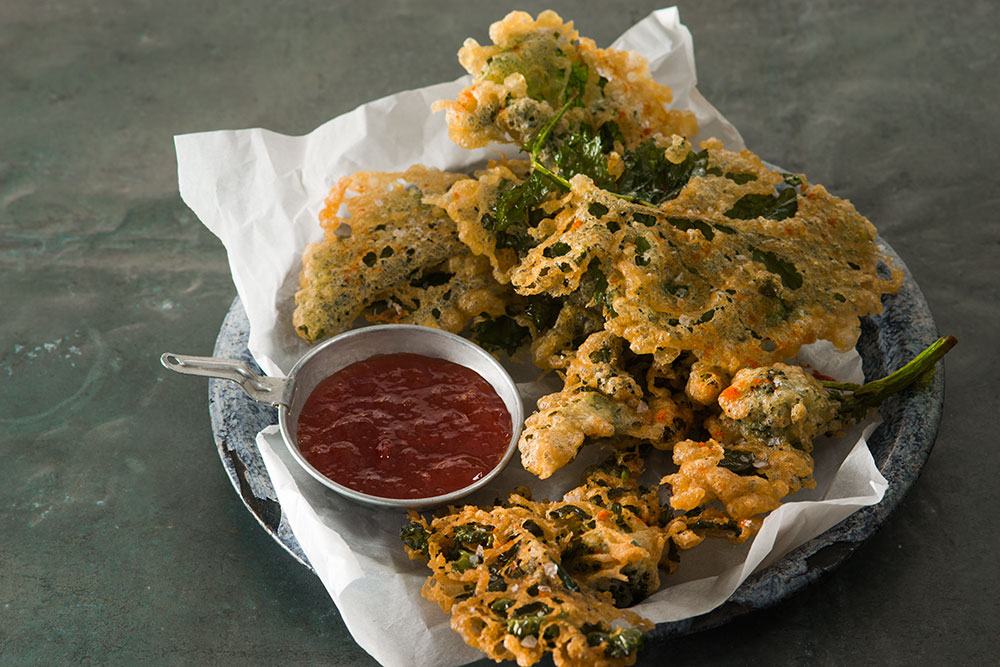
[175,8,888,666]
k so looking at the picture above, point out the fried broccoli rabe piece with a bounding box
[556,452,667,607]
[427,8,698,288]
[402,446,791,667]
[518,333,695,479]
[434,10,696,151]
[438,135,903,373]
[293,166,470,342]
[662,438,814,521]
[710,335,957,451]
[664,336,957,524]
[428,10,903,373]
[563,332,643,405]
[712,362,841,451]
[518,387,660,480]
[363,251,513,335]
[402,452,662,667]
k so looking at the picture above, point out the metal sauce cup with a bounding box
[161,324,524,508]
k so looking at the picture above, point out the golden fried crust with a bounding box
[433,10,696,151]
[484,139,901,372]
[684,360,731,406]
[518,388,663,479]
[434,134,901,373]
[563,332,643,406]
[424,160,535,285]
[292,166,469,342]
[361,252,511,333]
[662,438,814,521]
[713,362,840,450]
[526,299,604,371]
[403,453,660,666]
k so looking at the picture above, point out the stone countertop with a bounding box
[1,1,996,664]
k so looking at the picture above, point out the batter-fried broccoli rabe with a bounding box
[666,336,957,523]
[401,452,663,667]
[289,9,955,667]
[403,339,956,664]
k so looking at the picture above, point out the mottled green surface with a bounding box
[1,0,997,665]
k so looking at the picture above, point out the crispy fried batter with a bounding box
[286,10,913,665]
[434,10,696,152]
[513,143,900,372]
[662,438,815,522]
[292,166,469,342]
[557,453,667,607]
[684,360,731,406]
[433,134,900,376]
[518,387,661,479]
[362,251,511,333]
[402,452,663,667]
[563,332,643,406]
[525,298,604,370]
[425,160,538,285]
[711,362,841,450]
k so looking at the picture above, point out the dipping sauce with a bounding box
[296,352,513,499]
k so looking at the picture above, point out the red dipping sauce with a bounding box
[296,353,513,499]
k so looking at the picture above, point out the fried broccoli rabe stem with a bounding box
[402,451,662,667]
[821,334,957,424]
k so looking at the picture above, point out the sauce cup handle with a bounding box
[160,352,288,406]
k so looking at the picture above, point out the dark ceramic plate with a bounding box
[207,239,943,644]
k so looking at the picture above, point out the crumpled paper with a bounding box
[175,8,888,667]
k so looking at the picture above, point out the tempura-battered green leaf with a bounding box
[471,314,531,355]
[724,187,799,221]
